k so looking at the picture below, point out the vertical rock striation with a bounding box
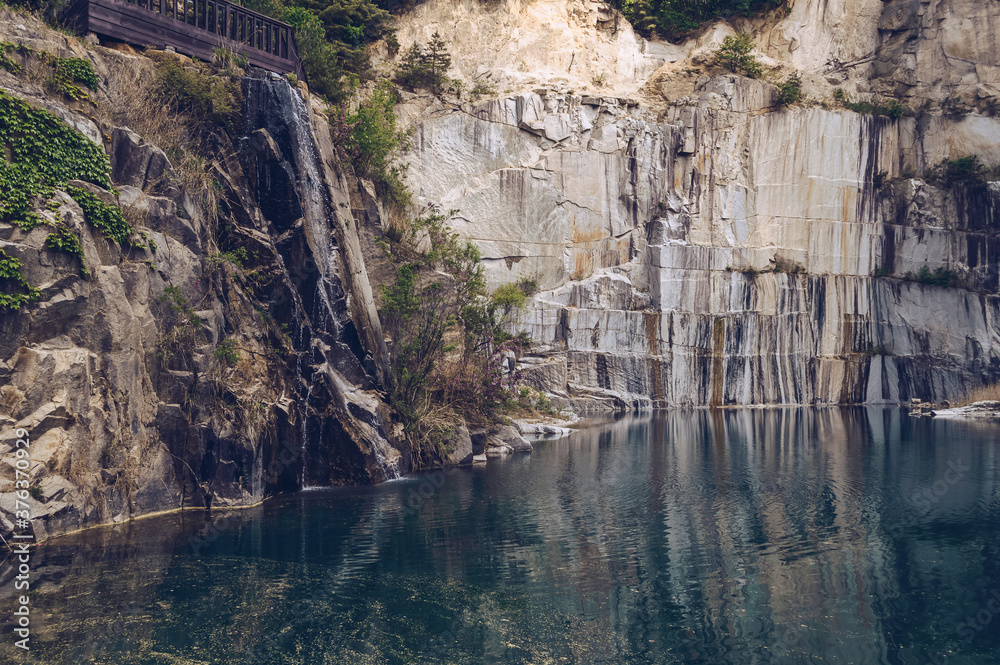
[404,74,1000,408]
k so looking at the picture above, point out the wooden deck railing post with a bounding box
[76,0,302,75]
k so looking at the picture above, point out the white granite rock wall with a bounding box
[405,76,1000,408]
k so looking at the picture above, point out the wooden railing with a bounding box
[123,0,295,62]
[69,0,303,76]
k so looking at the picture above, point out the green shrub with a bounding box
[379,211,529,456]
[155,60,242,131]
[917,265,956,287]
[213,339,241,365]
[942,155,988,187]
[773,258,804,274]
[51,56,98,101]
[775,73,801,105]
[835,91,908,119]
[281,6,350,102]
[470,81,496,101]
[208,247,248,270]
[242,0,397,103]
[66,186,134,246]
[609,0,786,41]
[515,278,538,297]
[715,33,762,79]
[0,42,21,73]
[341,80,412,206]
[490,283,527,314]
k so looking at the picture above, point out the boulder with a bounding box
[494,425,532,452]
[443,426,473,466]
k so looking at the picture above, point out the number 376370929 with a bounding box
[13,428,32,520]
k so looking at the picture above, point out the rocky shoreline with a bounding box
[931,401,1000,419]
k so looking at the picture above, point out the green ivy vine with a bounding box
[44,225,88,277]
[0,91,153,309]
[66,185,134,246]
[0,90,112,230]
[0,249,41,311]
[49,55,100,101]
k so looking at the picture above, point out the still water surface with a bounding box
[13,408,1000,664]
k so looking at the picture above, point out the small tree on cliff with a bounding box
[715,33,763,78]
[395,32,451,94]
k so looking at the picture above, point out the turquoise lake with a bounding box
[15,408,1000,664]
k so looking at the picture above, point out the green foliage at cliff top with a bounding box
[154,57,242,131]
[244,0,422,102]
[610,0,787,41]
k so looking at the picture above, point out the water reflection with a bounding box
[4,407,999,664]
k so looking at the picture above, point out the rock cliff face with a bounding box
[3,0,1000,538]
[399,0,1000,408]
[0,10,403,541]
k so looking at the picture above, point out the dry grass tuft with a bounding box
[98,57,187,154]
[956,382,1000,406]
[96,56,222,224]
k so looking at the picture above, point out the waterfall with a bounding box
[241,71,403,487]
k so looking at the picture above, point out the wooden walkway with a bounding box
[67,0,302,77]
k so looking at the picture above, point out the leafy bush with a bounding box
[490,283,527,313]
[280,5,350,102]
[378,212,529,460]
[773,258,805,274]
[715,33,762,78]
[1,42,21,73]
[834,90,908,119]
[243,0,399,103]
[50,56,99,101]
[208,247,248,270]
[470,81,496,101]
[917,265,956,287]
[513,386,558,416]
[213,339,241,365]
[940,155,989,188]
[329,80,411,206]
[348,81,411,196]
[66,186,134,246]
[775,73,801,105]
